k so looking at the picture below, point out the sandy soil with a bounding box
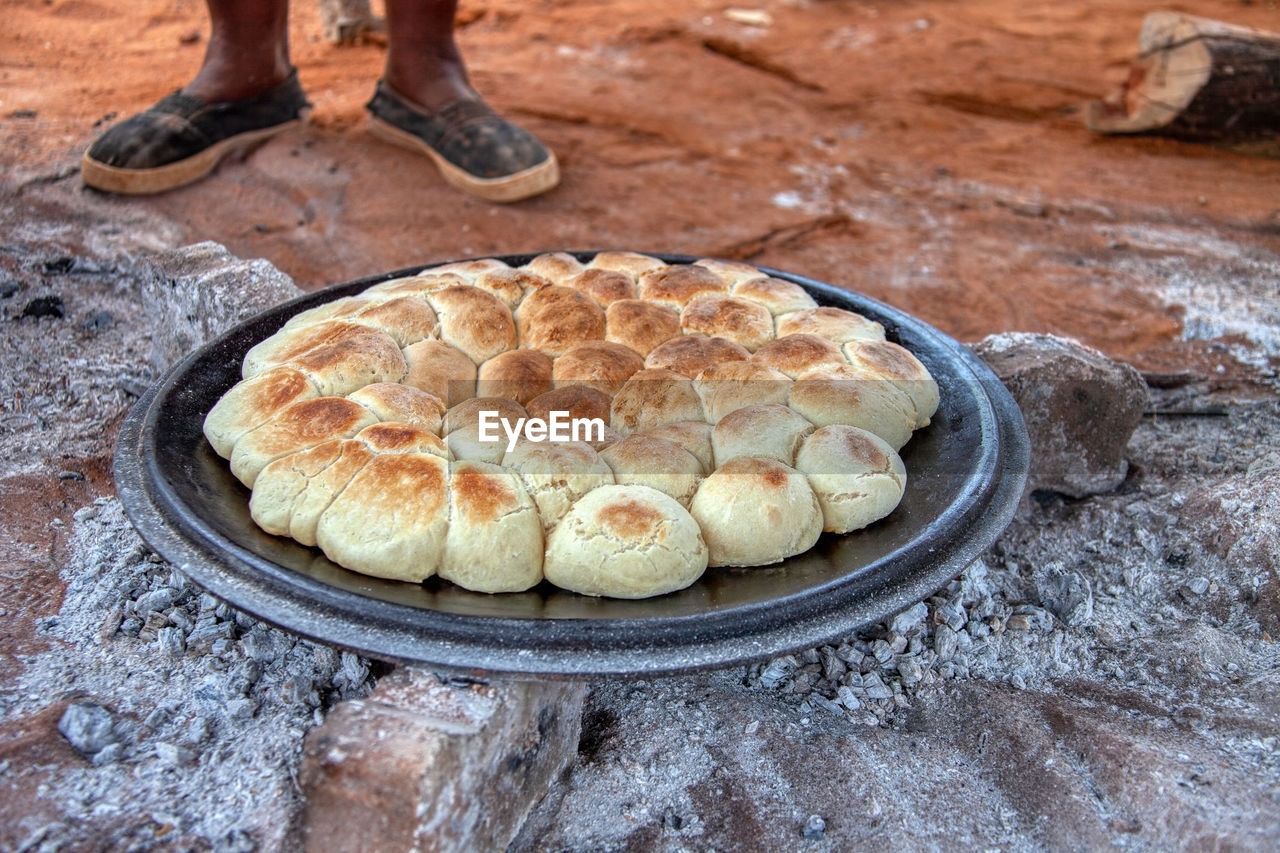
[3,0,1279,386]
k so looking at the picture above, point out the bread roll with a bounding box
[694,258,768,288]
[751,333,845,379]
[787,365,917,450]
[610,368,705,436]
[644,335,750,379]
[315,451,450,582]
[474,268,552,310]
[731,277,817,316]
[587,251,666,280]
[522,251,585,286]
[637,264,728,309]
[427,257,511,282]
[363,271,468,296]
[552,340,644,396]
[680,293,775,353]
[600,435,704,507]
[794,425,906,533]
[689,457,822,567]
[525,385,618,451]
[281,294,438,348]
[243,321,408,395]
[562,268,636,307]
[503,440,614,533]
[643,420,714,475]
[425,285,518,364]
[347,382,445,432]
[544,485,707,598]
[355,422,449,457]
[693,361,791,423]
[476,349,554,405]
[605,299,681,357]
[230,397,377,487]
[440,460,543,593]
[711,403,814,468]
[842,339,939,428]
[250,438,375,546]
[776,306,884,343]
[204,366,318,458]
[516,285,606,356]
[443,397,528,464]
[402,340,477,407]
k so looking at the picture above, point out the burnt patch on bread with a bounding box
[278,398,373,439]
[843,428,889,468]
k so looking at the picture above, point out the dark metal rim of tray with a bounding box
[114,252,1029,679]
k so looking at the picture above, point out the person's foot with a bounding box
[82,70,309,195]
[365,80,559,203]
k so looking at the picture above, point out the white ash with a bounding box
[4,498,374,851]
[745,400,1280,731]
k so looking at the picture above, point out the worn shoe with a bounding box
[365,81,559,203]
[82,71,310,195]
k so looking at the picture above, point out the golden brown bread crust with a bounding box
[731,277,817,316]
[402,340,477,407]
[600,435,704,508]
[787,365,917,450]
[563,268,636,307]
[428,258,512,282]
[355,422,448,456]
[644,335,751,379]
[364,271,468,297]
[842,339,939,427]
[642,420,714,475]
[441,460,543,593]
[516,285,607,357]
[346,382,445,432]
[680,293,775,352]
[604,299,681,358]
[205,366,318,459]
[477,349,554,405]
[711,403,815,468]
[751,333,846,379]
[776,306,884,343]
[552,340,645,396]
[610,368,706,436]
[587,251,666,280]
[794,425,906,534]
[692,360,791,423]
[636,264,728,308]
[473,268,551,310]
[525,384,612,425]
[694,258,771,287]
[522,251,585,285]
[230,397,378,487]
[425,285,518,364]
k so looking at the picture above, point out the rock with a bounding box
[1036,564,1094,627]
[21,295,64,319]
[58,702,118,757]
[139,241,301,372]
[934,625,959,660]
[972,333,1148,497]
[299,667,586,853]
[802,814,826,838]
[155,741,196,767]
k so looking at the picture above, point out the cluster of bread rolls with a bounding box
[204,253,938,599]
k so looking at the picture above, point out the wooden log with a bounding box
[1086,12,1280,156]
[317,0,386,45]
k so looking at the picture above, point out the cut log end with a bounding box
[1086,11,1280,156]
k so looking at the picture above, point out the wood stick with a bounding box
[1086,12,1280,156]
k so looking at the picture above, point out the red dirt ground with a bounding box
[4,0,1279,382]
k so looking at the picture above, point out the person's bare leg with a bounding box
[184,0,292,103]
[383,0,474,110]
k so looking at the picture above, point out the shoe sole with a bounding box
[80,117,306,196]
[367,115,560,203]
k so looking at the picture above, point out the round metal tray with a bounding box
[114,253,1028,678]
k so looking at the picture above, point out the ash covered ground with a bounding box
[1,157,1278,849]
